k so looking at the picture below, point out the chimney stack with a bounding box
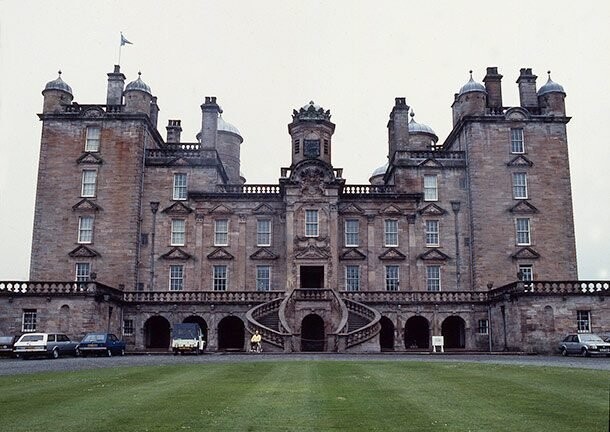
[517,68,538,110]
[483,67,503,110]
[200,96,220,148]
[106,65,125,106]
[387,97,410,159]
[166,120,182,143]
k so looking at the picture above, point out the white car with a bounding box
[13,333,79,359]
[558,334,610,357]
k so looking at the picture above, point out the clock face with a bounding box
[303,139,320,158]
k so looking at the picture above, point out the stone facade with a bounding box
[0,66,607,354]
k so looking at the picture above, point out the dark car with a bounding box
[13,333,79,359]
[77,333,126,357]
[559,334,610,357]
[0,336,18,357]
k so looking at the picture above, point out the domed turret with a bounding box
[452,71,487,125]
[538,71,566,116]
[369,162,388,185]
[408,112,438,150]
[288,100,335,167]
[42,71,73,113]
[218,116,242,137]
[124,72,153,114]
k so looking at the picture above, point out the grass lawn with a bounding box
[0,361,608,431]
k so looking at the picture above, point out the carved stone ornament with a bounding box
[340,248,366,261]
[509,200,539,214]
[418,248,450,261]
[418,203,447,216]
[294,244,330,260]
[511,247,540,260]
[160,247,193,261]
[72,198,103,212]
[207,247,235,260]
[378,248,407,261]
[76,152,103,165]
[507,155,534,167]
[68,245,100,258]
[300,167,325,196]
[250,248,279,260]
[162,201,193,215]
[83,108,103,118]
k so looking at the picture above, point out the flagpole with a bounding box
[118,33,123,66]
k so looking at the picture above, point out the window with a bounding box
[75,262,90,282]
[344,219,359,247]
[85,126,101,152]
[385,265,399,291]
[423,175,438,201]
[78,216,94,243]
[426,265,441,291]
[516,218,531,245]
[123,319,134,336]
[213,265,227,291]
[305,210,319,237]
[511,128,524,153]
[169,265,184,291]
[173,173,187,200]
[518,264,533,282]
[384,219,398,247]
[345,265,360,291]
[576,310,590,333]
[257,219,271,246]
[512,172,528,199]
[22,310,37,333]
[81,170,97,197]
[171,219,186,246]
[425,220,439,247]
[214,219,229,246]
[478,319,489,335]
[256,266,271,291]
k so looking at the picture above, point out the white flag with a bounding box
[120,32,133,46]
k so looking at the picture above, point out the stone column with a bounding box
[237,214,247,289]
[195,211,204,290]
[366,214,375,289]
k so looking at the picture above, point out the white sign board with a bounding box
[432,335,444,353]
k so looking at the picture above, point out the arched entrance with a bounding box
[441,316,466,349]
[183,315,208,345]
[217,316,245,351]
[144,315,171,349]
[301,314,325,352]
[379,316,395,351]
[405,316,430,349]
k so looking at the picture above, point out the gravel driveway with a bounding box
[0,353,608,376]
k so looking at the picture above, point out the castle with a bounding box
[0,65,607,353]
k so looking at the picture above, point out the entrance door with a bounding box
[300,266,324,288]
[301,314,325,351]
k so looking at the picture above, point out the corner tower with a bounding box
[288,101,335,167]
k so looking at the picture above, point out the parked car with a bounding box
[601,334,610,343]
[77,333,126,357]
[13,333,79,359]
[171,323,206,355]
[559,334,610,357]
[0,335,18,357]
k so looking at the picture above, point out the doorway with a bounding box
[300,266,324,288]
[301,314,325,351]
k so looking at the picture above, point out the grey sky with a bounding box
[0,1,608,280]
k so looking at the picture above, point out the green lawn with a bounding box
[0,361,607,431]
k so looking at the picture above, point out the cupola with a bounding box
[42,71,73,113]
[538,71,566,116]
[408,111,438,150]
[123,72,153,114]
[288,101,336,167]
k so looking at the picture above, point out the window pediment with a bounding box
[507,155,534,167]
[418,158,444,168]
[252,204,276,215]
[338,204,365,215]
[378,248,406,261]
[160,247,193,261]
[250,248,279,260]
[162,201,193,215]
[509,200,539,214]
[209,204,234,215]
[418,248,450,261]
[511,247,540,260]
[207,247,234,260]
[68,245,100,258]
[76,152,103,165]
[380,205,403,216]
[72,198,103,212]
[418,203,447,216]
[340,248,367,261]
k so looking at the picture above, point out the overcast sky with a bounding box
[0,1,609,281]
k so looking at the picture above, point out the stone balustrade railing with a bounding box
[343,298,381,348]
[0,281,122,301]
[123,290,284,304]
[340,185,396,195]
[395,150,465,160]
[490,280,610,299]
[63,104,123,114]
[341,290,489,304]
[293,288,332,301]
[216,184,282,195]
[245,297,287,348]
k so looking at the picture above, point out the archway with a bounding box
[301,314,325,351]
[379,316,395,351]
[441,316,466,349]
[217,316,245,351]
[144,315,171,349]
[183,315,208,344]
[405,316,430,349]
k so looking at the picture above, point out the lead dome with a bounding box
[218,115,242,137]
[43,71,73,96]
[458,71,487,96]
[124,72,152,96]
[408,112,437,138]
[537,71,565,96]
